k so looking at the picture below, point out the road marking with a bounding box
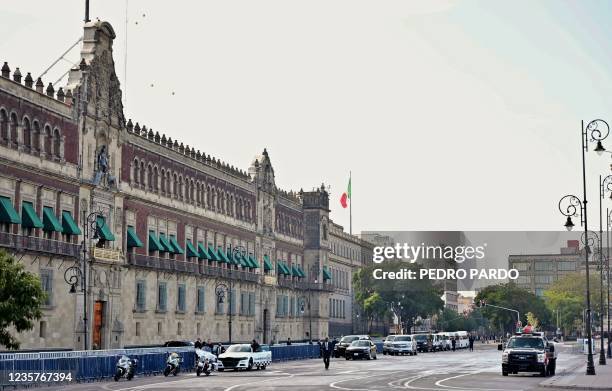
[223,373,294,391]
[329,371,402,391]
[434,371,518,391]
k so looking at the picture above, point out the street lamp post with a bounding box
[607,208,612,358]
[557,118,610,376]
[598,175,612,365]
[62,210,101,351]
[215,244,247,344]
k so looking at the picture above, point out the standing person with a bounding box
[287,337,292,346]
[469,334,474,351]
[251,339,261,352]
[451,336,456,351]
[194,338,203,350]
[321,337,333,370]
[206,338,214,351]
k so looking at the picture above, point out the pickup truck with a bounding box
[218,344,272,371]
[500,332,557,377]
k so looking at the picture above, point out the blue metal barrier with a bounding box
[0,344,329,383]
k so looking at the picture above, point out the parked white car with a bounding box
[390,335,417,356]
[436,333,452,351]
[218,344,272,371]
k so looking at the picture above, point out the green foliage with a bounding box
[475,282,551,333]
[526,312,540,329]
[353,261,444,332]
[544,272,602,335]
[0,250,46,349]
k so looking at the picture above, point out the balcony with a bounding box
[126,253,260,283]
[0,232,80,258]
[91,246,122,262]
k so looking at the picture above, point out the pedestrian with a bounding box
[287,337,292,346]
[206,338,214,351]
[451,337,456,351]
[251,339,261,352]
[321,337,333,370]
[469,334,474,351]
[194,337,203,350]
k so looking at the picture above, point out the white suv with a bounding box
[390,335,417,356]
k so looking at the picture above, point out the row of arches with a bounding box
[276,210,303,238]
[0,107,64,160]
[130,157,254,222]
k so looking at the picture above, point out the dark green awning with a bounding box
[323,266,332,281]
[263,255,273,271]
[127,226,143,248]
[42,206,62,232]
[237,253,249,267]
[148,231,164,251]
[277,261,290,275]
[158,233,173,253]
[217,247,231,263]
[186,240,199,257]
[96,216,115,241]
[248,254,260,269]
[169,235,184,254]
[22,201,43,228]
[0,196,20,224]
[291,265,300,277]
[297,265,306,278]
[198,242,211,260]
[208,245,222,262]
[61,211,81,235]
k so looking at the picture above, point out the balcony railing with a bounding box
[126,253,260,283]
[0,232,80,258]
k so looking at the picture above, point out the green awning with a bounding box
[277,261,290,275]
[96,216,115,241]
[208,245,222,262]
[22,201,43,228]
[42,206,62,232]
[323,266,332,281]
[263,255,273,271]
[0,197,20,224]
[291,265,300,277]
[233,252,247,267]
[61,211,81,235]
[297,265,306,278]
[169,235,184,254]
[217,247,231,263]
[186,240,199,257]
[248,254,260,268]
[198,242,211,260]
[127,226,143,248]
[148,231,164,251]
[158,233,173,253]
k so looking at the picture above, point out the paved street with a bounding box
[32,344,584,391]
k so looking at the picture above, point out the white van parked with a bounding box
[436,333,451,351]
[455,331,469,349]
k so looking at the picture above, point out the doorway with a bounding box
[263,309,269,344]
[93,301,105,349]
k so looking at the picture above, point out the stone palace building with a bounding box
[0,19,374,350]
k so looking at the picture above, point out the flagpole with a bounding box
[349,171,352,236]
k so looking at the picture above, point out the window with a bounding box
[516,276,531,285]
[228,290,236,315]
[535,275,554,284]
[197,286,205,313]
[135,280,146,311]
[157,282,167,312]
[535,261,553,271]
[290,297,295,318]
[240,292,247,316]
[40,270,53,306]
[248,292,255,316]
[558,261,577,271]
[177,284,186,312]
[39,321,47,338]
[512,262,530,271]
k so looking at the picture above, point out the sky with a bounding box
[2,0,612,234]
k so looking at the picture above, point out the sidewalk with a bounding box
[541,361,612,390]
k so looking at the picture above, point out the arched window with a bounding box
[133,159,140,184]
[206,185,211,208]
[0,109,7,143]
[196,183,202,205]
[212,188,217,209]
[190,180,195,202]
[238,199,243,220]
[44,125,52,156]
[53,128,61,159]
[161,169,166,193]
[153,167,159,192]
[10,113,18,146]
[32,121,40,152]
[173,173,178,197]
[179,176,184,200]
[147,165,153,191]
[22,117,31,150]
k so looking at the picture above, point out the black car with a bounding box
[334,335,369,358]
[501,333,557,377]
[413,334,433,352]
[345,340,378,360]
[163,340,195,347]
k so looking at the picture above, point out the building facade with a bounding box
[508,240,583,297]
[0,20,368,351]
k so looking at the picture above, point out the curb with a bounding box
[539,360,599,389]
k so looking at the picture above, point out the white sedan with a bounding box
[218,344,272,371]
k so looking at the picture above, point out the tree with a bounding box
[363,292,388,333]
[526,312,540,329]
[475,282,551,334]
[0,250,46,349]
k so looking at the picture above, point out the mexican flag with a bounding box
[340,177,351,208]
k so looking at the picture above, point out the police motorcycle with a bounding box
[163,352,182,376]
[113,355,138,381]
[196,348,218,376]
